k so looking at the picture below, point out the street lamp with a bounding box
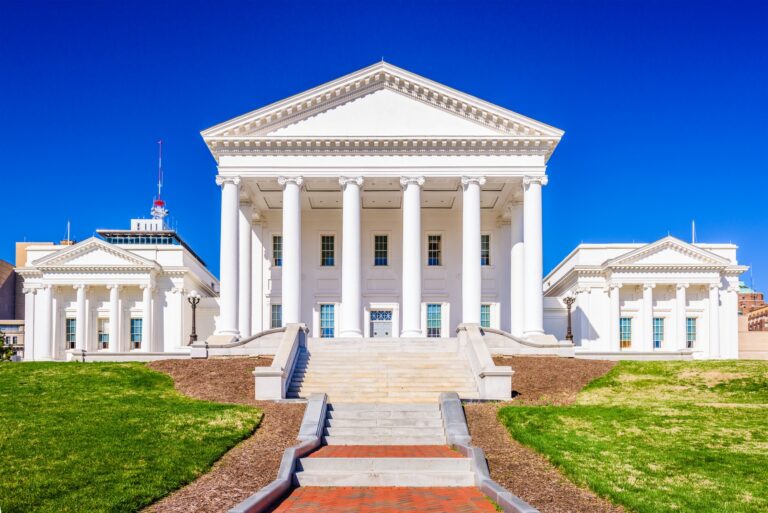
[563,295,576,343]
[187,290,201,345]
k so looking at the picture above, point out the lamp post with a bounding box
[564,295,576,343]
[187,290,201,345]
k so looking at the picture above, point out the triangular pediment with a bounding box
[32,237,158,270]
[201,62,564,141]
[604,237,730,269]
[267,88,501,137]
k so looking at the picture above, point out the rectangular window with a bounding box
[653,317,664,349]
[427,235,442,266]
[374,235,388,266]
[480,234,490,266]
[320,235,335,266]
[97,318,109,350]
[620,317,632,349]
[272,235,283,267]
[130,318,142,350]
[271,304,282,329]
[686,317,697,349]
[65,318,76,350]
[480,304,491,328]
[427,304,442,338]
[320,304,335,338]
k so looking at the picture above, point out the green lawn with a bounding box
[499,360,768,513]
[0,362,262,513]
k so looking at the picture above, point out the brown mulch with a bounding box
[464,356,623,513]
[143,358,306,513]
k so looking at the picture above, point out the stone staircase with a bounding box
[293,402,476,487]
[286,338,480,403]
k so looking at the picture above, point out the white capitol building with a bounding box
[19,62,745,365]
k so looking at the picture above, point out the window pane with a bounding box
[130,319,143,349]
[480,235,490,266]
[480,304,491,328]
[321,235,335,266]
[98,318,109,350]
[273,235,283,267]
[428,235,441,266]
[686,317,696,349]
[271,304,282,329]
[374,235,388,266]
[620,317,632,349]
[65,318,76,349]
[427,304,441,337]
[653,317,664,349]
[320,304,335,338]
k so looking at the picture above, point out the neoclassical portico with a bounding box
[203,61,564,341]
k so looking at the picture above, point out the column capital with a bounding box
[171,286,187,295]
[643,282,656,290]
[73,284,88,291]
[460,176,486,188]
[140,284,155,292]
[106,284,121,291]
[277,176,304,188]
[339,176,364,189]
[676,283,690,290]
[215,175,241,187]
[727,284,740,293]
[23,287,37,295]
[709,283,721,291]
[399,176,425,188]
[523,175,549,187]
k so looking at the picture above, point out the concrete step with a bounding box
[326,417,443,428]
[327,410,441,420]
[322,435,447,446]
[328,403,440,411]
[297,457,470,472]
[294,469,475,487]
[324,426,445,437]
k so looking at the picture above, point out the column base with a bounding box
[400,330,424,338]
[338,329,363,338]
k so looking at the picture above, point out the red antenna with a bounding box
[154,139,165,208]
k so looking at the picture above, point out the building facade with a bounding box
[543,237,746,359]
[18,214,218,361]
[202,62,563,344]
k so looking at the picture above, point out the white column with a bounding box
[108,285,120,352]
[238,201,253,338]
[339,176,364,337]
[641,283,655,351]
[609,284,621,351]
[279,176,303,325]
[251,219,265,334]
[709,284,720,357]
[523,176,547,336]
[75,284,87,350]
[38,285,53,360]
[461,176,485,324]
[141,284,153,352]
[215,176,240,337]
[675,283,688,349]
[400,176,425,337]
[23,288,36,360]
[508,202,525,337]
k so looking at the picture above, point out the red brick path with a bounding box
[271,487,498,512]
[309,445,463,458]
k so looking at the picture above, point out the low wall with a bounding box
[739,330,768,359]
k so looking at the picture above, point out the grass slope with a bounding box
[0,362,263,513]
[499,360,768,513]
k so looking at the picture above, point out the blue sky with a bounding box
[2,0,766,288]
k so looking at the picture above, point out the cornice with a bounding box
[204,136,558,158]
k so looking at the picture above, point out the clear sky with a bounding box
[2,0,766,288]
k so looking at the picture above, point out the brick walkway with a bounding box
[270,487,498,512]
[309,445,463,458]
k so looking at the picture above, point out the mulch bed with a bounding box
[143,358,305,513]
[464,356,623,513]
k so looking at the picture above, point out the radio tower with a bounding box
[151,139,168,224]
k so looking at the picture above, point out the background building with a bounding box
[738,282,765,315]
